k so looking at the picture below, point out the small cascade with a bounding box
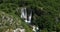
[27,10,32,23]
[32,25,39,32]
[21,7,27,20]
[20,7,39,32]
[20,7,32,24]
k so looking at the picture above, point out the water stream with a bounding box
[21,7,32,24]
[20,7,39,32]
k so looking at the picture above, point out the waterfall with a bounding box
[21,7,27,19]
[27,10,32,23]
[20,7,39,32]
[21,7,32,24]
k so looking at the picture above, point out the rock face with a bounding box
[13,28,25,32]
[0,11,33,32]
[0,11,21,26]
[0,11,22,32]
[5,28,25,32]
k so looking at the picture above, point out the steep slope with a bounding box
[0,11,33,32]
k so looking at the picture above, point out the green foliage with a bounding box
[0,0,60,32]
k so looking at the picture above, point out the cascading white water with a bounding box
[31,25,39,32]
[27,10,32,23]
[21,7,32,24]
[21,7,27,23]
[20,7,39,32]
[21,7,27,19]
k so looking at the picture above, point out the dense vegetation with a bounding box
[0,0,60,32]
